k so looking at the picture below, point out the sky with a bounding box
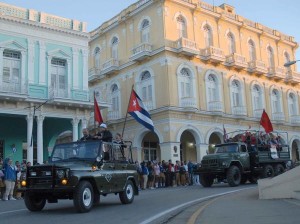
[1,0,300,67]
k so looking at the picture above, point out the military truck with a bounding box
[195,130,291,187]
[19,140,139,213]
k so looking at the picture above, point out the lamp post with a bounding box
[284,60,300,67]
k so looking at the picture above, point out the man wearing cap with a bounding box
[94,123,113,142]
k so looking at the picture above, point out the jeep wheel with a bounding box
[24,193,46,212]
[274,164,285,176]
[262,165,274,178]
[200,174,214,187]
[119,180,134,204]
[73,181,94,213]
[227,165,241,187]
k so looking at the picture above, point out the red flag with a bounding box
[94,93,103,124]
[260,110,273,133]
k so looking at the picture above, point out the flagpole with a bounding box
[121,85,134,138]
[94,91,96,132]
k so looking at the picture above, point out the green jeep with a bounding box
[19,140,139,213]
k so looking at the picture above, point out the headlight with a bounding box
[222,162,228,167]
[30,171,37,177]
[56,170,65,179]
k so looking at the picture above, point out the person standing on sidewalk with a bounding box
[3,158,17,201]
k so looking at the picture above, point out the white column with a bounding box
[82,49,88,91]
[72,48,79,89]
[67,59,71,98]
[47,56,52,96]
[26,114,34,164]
[37,114,44,164]
[196,143,209,163]
[71,118,80,141]
[39,41,46,85]
[159,142,180,163]
[21,51,27,89]
[27,39,35,84]
[0,48,4,89]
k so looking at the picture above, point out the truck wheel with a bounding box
[274,164,285,176]
[200,174,214,187]
[24,193,46,212]
[73,181,94,213]
[240,174,247,185]
[119,180,134,204]
[227,166,241,187]
[262,165,274,178]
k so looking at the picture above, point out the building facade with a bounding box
[89,0,300,164]
[0,3,92,163]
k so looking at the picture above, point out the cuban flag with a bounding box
[128,89,154,132]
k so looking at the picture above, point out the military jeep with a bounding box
[19,140,139,213]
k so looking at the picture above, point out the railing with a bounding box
[290,115,300,124]
[180,97,197,108]
[262,25,274,35]
[102,58,119,70]
[176,37,198,50]
[253,108,264,118]
[200,46,225,60]
[286,70,300,83]
[232,106,247,115]
[131,43,152,56]
[243,18,256,28]
[136,0,151,8]
[208,101,223,112]
[272,112,285,122]
[143,100,154,111]
[226,53,247,66]
[223,11,236,20]
[199,2,214,11]
[48,86,68,99]
[0,82,26,94]
[108,110,120,120]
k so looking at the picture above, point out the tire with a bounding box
[262,165,274,178]
[73,181,94,213]
[24,193,46,212]
[248,174,258,184]
[119,180,135,204]
[274,164,285,176]
[226,166,241,187]
[200,174,214,187]
[240,174,247,185]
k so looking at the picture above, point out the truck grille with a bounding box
[201,159,218,167]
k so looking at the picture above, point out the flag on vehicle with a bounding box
[94,92,103,124]
[128,89,154,132]
[223,124,228,142]
[260,109,273,133]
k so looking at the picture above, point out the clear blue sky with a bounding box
[1,0,300,65]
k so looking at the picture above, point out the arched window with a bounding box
[248,40,256,61]
[141,19,150,43]
[51,58,67,97]
[271,89,281,113]
[231,80,241,107]
[207,74,218,102]
[227,32,236,54]
[251,84,264,117]
[288,93,297,116]
[177,16,187,38]
[180,68,192,98]
[3,50,21,89]
[267,46,275,68]
[94,47,100,69]
[111,37,119,59]
[204,25,213,48]
[140,71,153,110]
[284,52,290,64]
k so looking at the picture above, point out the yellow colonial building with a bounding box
[88,0,300,164]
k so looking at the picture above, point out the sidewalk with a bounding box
[197,187,300,224]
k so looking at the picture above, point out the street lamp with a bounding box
[284,60,300,67]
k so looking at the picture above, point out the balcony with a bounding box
[130,43,152,61]
[285,70,300,84]
[272,112,285,123]
[208,101,223,112]
[253,108,264,119]
[143,100,154,111]
[247,60,268,74]
[200,46,225,63]
[290,115,300,124]
[108,110,120,120]
[88,68,101,82]
[0,81,28,99]
[49,86,68,99]
[225,53,248,69]
[101,58,119,76]
[266,67,286,80]
[180,97,197,108]
[174,37,199,56]
[232,106,247,116]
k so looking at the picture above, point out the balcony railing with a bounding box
[88,67,101,82]
[0,81,27,94]
[101,58,119,76]
[143,100,154,111]
[232,106,247,116]
[108,110,120,120]
[49,86,68,99]
[180,97,197,108]
[253,108,264,118]
[208,101,223,112]
[174,37,199,56]
[272,112,285,122]
[200,46,225,63]
[286,70,300,84]
[247,60,268,74]
[290,115,300,124]
[130,43,152,61]
[225,53,248,69]
[266,67,286,80]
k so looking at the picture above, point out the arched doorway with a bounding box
[291,139,300,162]
[141,132,160,162]
[180,130,196,162]
[208,132,222,154]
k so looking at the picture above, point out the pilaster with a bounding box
[37,114,44,164]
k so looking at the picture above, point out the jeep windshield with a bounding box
[50,141,101,162]
[215,144,239,153]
